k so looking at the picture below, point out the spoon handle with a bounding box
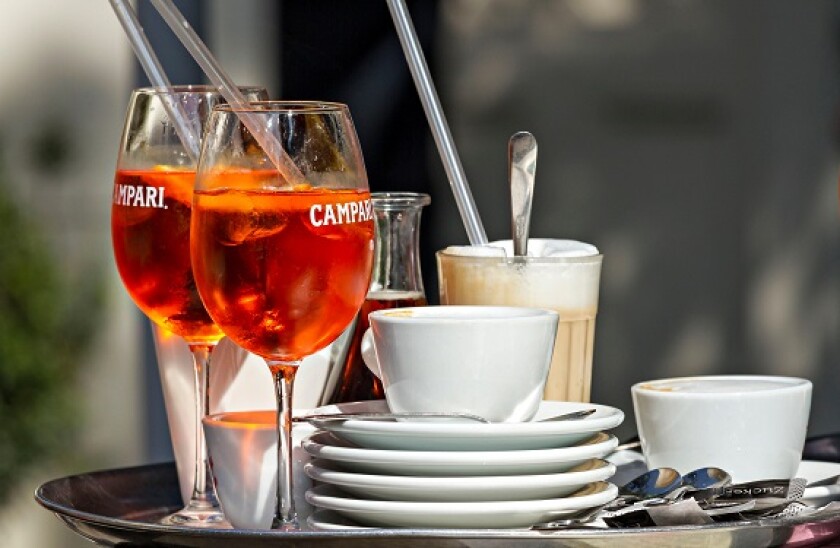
[509,131,537,257]
[295,411,490,424]
[538,408,597,422]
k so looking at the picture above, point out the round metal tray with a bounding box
[35,462,840,547]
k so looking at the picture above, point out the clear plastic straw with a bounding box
[386,0,488,246]
[148,0,305,186]
[108,0,201,163]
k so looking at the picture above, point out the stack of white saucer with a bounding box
[302,400,624,529]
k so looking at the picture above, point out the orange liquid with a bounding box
[111,169,222,344]
[191,185,374,361]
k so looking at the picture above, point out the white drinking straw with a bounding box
[148,0,306,186]
[108,0,201,163]
[386,0,488,246]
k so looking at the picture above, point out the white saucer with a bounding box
[304,458,616,502]
[798,460,840,507]
[308,400,624,451]
[305,482,618,528]
[302,431,618,476]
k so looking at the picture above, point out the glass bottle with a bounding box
[326,192,431,404]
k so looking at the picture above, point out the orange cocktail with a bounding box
[192,101,372,528]
[112,169,222,344]
[111,86,268,527]
[191,178,374,361]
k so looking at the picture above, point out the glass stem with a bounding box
[188,343,217,508]
[269,360,300,529]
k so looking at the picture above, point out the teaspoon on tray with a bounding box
[532,466,731,529]
[296,408,596,424]
[532,468,682,529]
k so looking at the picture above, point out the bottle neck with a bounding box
[368,195,429,296]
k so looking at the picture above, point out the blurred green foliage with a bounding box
[0,176,101,502]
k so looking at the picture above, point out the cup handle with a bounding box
[360,328,382,379]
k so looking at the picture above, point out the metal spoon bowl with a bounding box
[620,467,682,500]
[509,131,537,257]
[683,467,732,490]
[664,466,732,501]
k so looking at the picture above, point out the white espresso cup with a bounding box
[361,305,559,423]
[632,375,812,482]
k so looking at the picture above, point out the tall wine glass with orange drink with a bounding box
[191,102,374,529]
[111,86,267,526]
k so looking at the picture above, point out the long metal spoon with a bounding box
[538,408,596,422]
[509,131,537,257]
[295,412,490,424]
[296,408,596,424]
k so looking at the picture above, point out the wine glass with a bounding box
[190,101,374,528]
[111,85,267,526]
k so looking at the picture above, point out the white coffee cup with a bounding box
[632,375,812,482]
[361,305,559,423]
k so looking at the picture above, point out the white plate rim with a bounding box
[304,458,616,492]
[307,509,373,530]
[305,482,618,515]
[302,431,618,466]
[798,460,840,482]
[798,460,840,505]
[309,401,624,439]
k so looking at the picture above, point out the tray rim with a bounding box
[34,461,840,542]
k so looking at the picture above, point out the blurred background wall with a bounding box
[434,1,840,440]
[0,1,837,546]
[433,1,840,441]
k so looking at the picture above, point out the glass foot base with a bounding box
[161,502,229,528]
[271,513,299,531]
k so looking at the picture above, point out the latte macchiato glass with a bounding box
[437,240,601,402]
